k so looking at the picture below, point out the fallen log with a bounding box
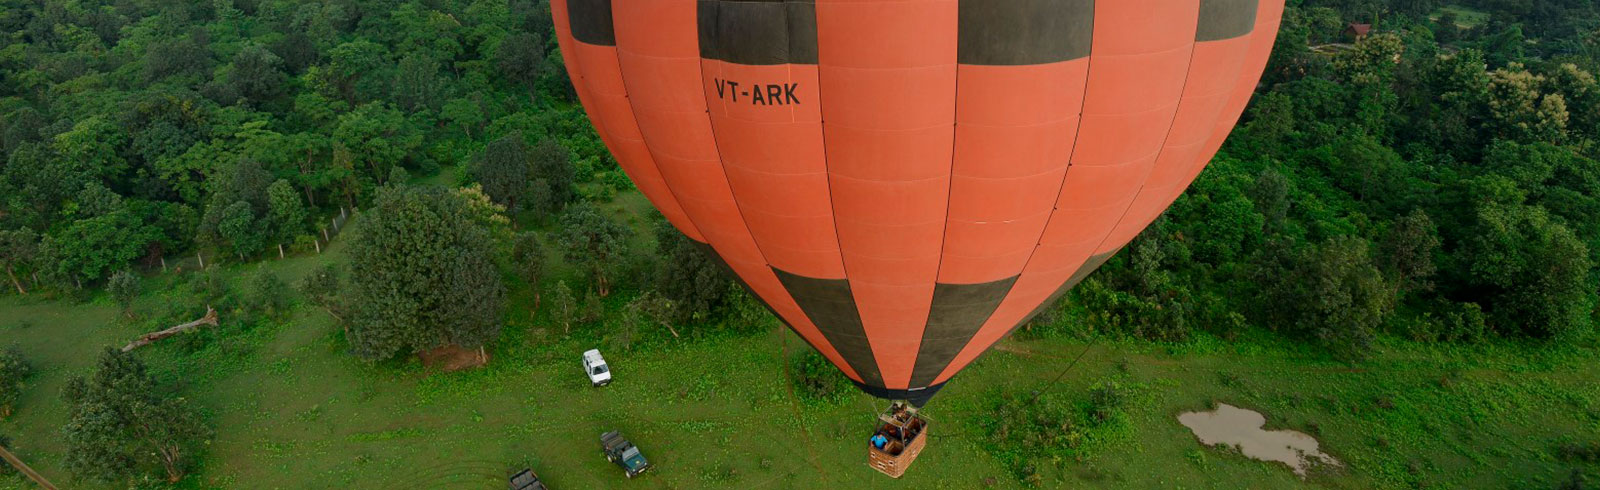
[0,444,58,490]
[121,307,219,352]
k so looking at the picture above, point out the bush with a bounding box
[789,349,850,404]
[1557,441,1600,462]
[188,269,234,311]
[291,234,320,255]
[0,347,33,418]
[247,271,289,318]
[979,379,1140,486]
[108,269,140,316]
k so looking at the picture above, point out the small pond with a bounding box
[1178,403,1340,476]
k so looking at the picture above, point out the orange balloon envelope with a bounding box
[553,0,1284,405]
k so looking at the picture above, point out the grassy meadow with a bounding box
[1,184,1596,489]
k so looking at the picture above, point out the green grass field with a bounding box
[1432,5,1492,29]
[2,187,1597,489]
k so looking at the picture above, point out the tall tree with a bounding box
[530,138,576,212]
[550,280,577,334]
[472,135,531,212]
[1463,203,1592,338]
[558,203,631,296]
[653,217,732,322]
[225,43,288,105]
[107,270,140,318]
[0,228,38,295]
[496,31,548,99]
[346,186,506,360]
[305,39,389,105]
[218,201,265,260]
[391,53,446,112]
[62,348,211,483]
[266,179,307,256]
[1292,236,1394,361]
[511,231,545,310]
[1380,209,1440,295]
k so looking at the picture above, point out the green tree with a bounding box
[218,201,265,260]
[496,31,548,99]
[248,270,289,318]
[558,203,632,296]
[441,97,484,139]
[472,135,531,212]
[653,218,732,322]
[531,138,577,211]
[333,104,422,185]
[266,179,307,255]
[1380,209,1441,295]
[107,270,140,318]
[1292,236,1394,361]
[550,280,577,334]
[225,43,287,105]
[0,347,31,418]
[627,291,680,340]
[62,348,211,483]
[511,231,545,310]
[0,228,38,295]
[305,39,388,105]
[392,53,446,112]
[1249,168,1291,233]
[1463,203,1592,338]
[346,186,506,360]
[43,211,160,286]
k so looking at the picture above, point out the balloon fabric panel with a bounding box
[554,0,1284,404]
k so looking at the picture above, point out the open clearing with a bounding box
[1432,5,1491,28]
[1,189,1597,489]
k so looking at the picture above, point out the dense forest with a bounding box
[0,0,1597,350]
[1044,0,1600,359]
[0,0,1597,356]
[0,0,616,289]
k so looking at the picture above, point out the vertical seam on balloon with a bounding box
[915,30,962,390]
[608,1,717,251]
[574,0,706,241]
[697,6,780,284]
[924,1,1100,387]
[1010,0,1098,295]
[693,0,868,385]
[812,1,884,387]
[1084,5,1206,258]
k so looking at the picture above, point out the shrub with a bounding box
[0,347,33,418]
[789,349,850,404]
[979,379,1141,486]
[247,270,289,318]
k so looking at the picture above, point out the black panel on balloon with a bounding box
[698,0,818,65]
[1197,0,1258,41]
[772,268,884,388]
[958,0,1094,65]
[567,0,616,46]
[908,276,1018,388]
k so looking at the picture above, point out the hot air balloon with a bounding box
[551,0,1283,474]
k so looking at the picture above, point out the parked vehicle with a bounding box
[582,349,611,386]
[508,468,548,490]
[600,431,651,478]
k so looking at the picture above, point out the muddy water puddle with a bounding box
[1179,403,1340,476]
